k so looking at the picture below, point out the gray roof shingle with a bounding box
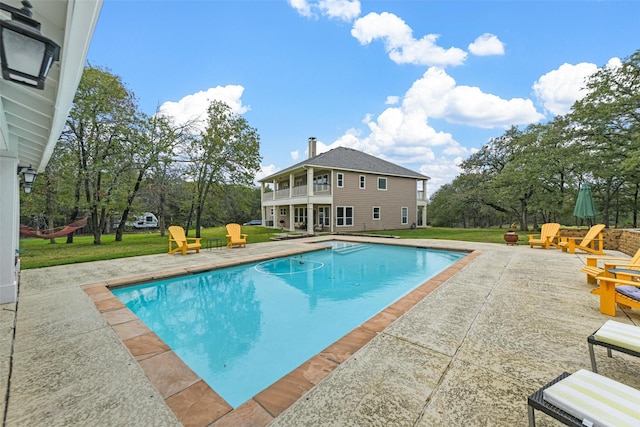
[260,147,429,181]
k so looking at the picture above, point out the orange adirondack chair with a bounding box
[226,223,247,248]
[558,224,605,255]
[168,226,201,255]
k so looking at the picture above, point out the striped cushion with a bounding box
[594,320,640,353]
[543,369,640,427]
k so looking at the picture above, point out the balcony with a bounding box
[292,185,307,197]
[262,184,331,201]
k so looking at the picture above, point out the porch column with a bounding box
[289,204,295,232]
[422,205,427,227]
[307,203,314,235]
[307,167,314,196]
[0,156,20,303]
[423,180,428,226]
[289,174,295,197]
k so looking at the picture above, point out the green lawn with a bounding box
[18,226,281,269]
[18,226,522,269]
[360,227,516,244]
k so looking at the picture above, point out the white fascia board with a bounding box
[39,0,103,172]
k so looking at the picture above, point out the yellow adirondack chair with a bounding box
[168,225,201,255]
[527,223,561,249]
[591,275,640,316]
[226,223,247,248]
[558,224,605,255]
[581,248,640,285]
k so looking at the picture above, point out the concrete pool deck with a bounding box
[2,235,640,426]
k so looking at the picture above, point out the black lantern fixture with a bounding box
[0,0,60,89]
[18,165,36,193]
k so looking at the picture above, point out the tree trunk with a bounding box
[116,169,145,242]
[158,191,166,237]
[91,211,102,245]
[115,208,131,241]
[195,204,202,239]
[634,183,639,228]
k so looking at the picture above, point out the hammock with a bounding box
[20,217,88,239]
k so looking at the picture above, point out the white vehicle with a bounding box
[133,212,159,229]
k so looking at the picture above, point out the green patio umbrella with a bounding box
[573,183,596,226]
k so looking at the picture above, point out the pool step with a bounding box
[332,243,370,254]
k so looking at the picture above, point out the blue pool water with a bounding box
[113,242,465,408]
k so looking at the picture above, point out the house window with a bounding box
[270,208,274,215]
[401,207,408,224]
[378,177,387,190]
[314,174,329,192]
[373,207,381,220]
[294,207,307,225]
[318,206,330,226]
[359,175,365,189]
[280,208,287,216]
[336,206,353,226]
[337,173,344,188]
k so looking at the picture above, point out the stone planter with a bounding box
[504,232,519,245]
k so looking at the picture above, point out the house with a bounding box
[258,137,429,234]
[0,0,102,304]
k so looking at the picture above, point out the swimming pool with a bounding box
[113,241,465,408]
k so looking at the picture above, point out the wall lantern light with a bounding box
[18,165,36,194]
[0,0,60,89]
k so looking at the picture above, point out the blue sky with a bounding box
[86,1,639,195]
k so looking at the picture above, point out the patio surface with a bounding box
[2,235,640,426]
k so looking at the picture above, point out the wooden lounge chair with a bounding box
[591,273,640,316]
[557,224,605,255]
[580,248,640,285]
[168,225,201,255]
[527,223,561,249]
[226,223,247,248]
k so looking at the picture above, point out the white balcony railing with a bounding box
[314,184,330,193]
[275,188,289,199]
[291,185,307,197]
[262,183,332,201]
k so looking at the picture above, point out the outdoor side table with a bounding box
[206,238,222,250]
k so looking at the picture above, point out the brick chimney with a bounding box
[308,137,317,158]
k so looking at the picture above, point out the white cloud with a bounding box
[318,0,360,21]
[256,164,279,182]
[444,86,543,128]
[419,159,464,197]
[320,66,543,195]
[157,85,249,130]
[532,57,624,116]
[385,95,400,105]
[288,0,314,18]
[605,57,623,69]
[404,67,544,128]
[468,33,504,56]
[351,12,467,66]
[289,0,360,21]
[291,150,300,161]
[532,62,599,116]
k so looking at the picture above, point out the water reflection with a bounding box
[117,268,262,373]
